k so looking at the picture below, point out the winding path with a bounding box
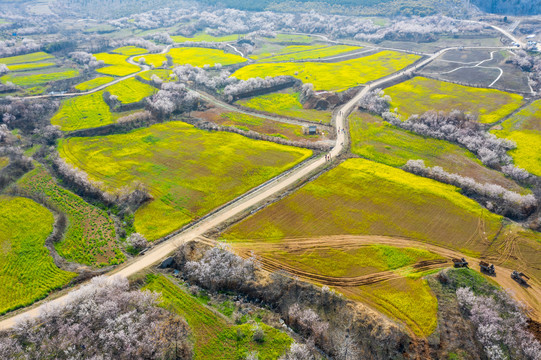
[0,20,537,331]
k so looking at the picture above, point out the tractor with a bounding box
[452,257,469,268]
[511,271,530,286]
[479,261,496,275]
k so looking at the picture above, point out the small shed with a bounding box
[308,125,317,135]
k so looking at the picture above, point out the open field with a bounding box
[74,76,114,91]
[232,50,421,91]
[250,45,327,60]
[138,69,172,81]
[223,158,503,253]
[193,108,326,142]
[0,157,8,170]
[350,111,527,193]
[58,121,312,240]
[385,76,524,123]
[0,196,76,315]
[134,47,247,68]
[112,46,148,55]
[94,53,140,76]
[237,90,332,123]
[51,91,113,131]
[1,68,80,86]
[374,35,502,53]
[16,165,124,267]
[0,51,54,65]
[106,77,156,103]
[171,32,241,43]
[491,100,541,176]
[144,275,292,359]
[8,62,56,72]
[261,45,362,62]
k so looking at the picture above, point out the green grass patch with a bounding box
[134,47,247,68]
[262,45,362,62]
[8,62,56,71]
[106,77,156,103]
[0,51,54,65]
[385,76,524,124]
[58,121,312,240]
[112,46,148,56]
[232,50,420,91]
[491,99,541,176]
[1,69,79,86]
[16,165,124,267]
[349,111,527,193]
[74,76,114,91]
[237,91,332,123]
[0,157,8,170]
[223,158,503,252]
[0,196,76,315]
[94,53,140,76]
[171,32,241,43]
[265,34,313,44]
[139,69,172,81]
[51,91,113,131]
[144,275,292,359]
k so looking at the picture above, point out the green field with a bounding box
[251,45,327,60]
[134,47,247,68]
[0,51,54,65]
[94,53,140,76]
[223,158,502,253]
[59,121,312,240]
[0,157,8,170]
[217,112,318,141]
[385,77,524,124]
[237,91,332,123]
[74,76,114,91]
[262,45,362,62]
[171,32,241,43]
[491,100,541,176]
[139,69,172,81]
[144,275,292,359]
[16,165,124,267]
[232,50,421,91]
[0,196,76,315]
[106,77,156,103]
[51,91,113,131]
[112,46,148,56]
[350,111,527,193]
[1,69,80,86]
[8,62,56,71]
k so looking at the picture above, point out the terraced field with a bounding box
[232,50,421,91]
[112,46,148,56]
[265,34,313,44]
[491,100,541,176]
[0,157,8,170]
[16,165,124,267]
[51,91,113,131]
[251,45,327,60]
[106,78,156,103]
[385,76,524,123]
[94,53,140,76]
[1,68,80,86]
[0,196,76,315]
[74,76,114,91]
[237,91,332,124]
[7,62,56,71]
[134,47,247,68]
[350,111,527,193]
[138,69,172,81]
[260,45,362,62]
[0,51,54,65]
[58,121,313,240]
[144,275,292,359]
